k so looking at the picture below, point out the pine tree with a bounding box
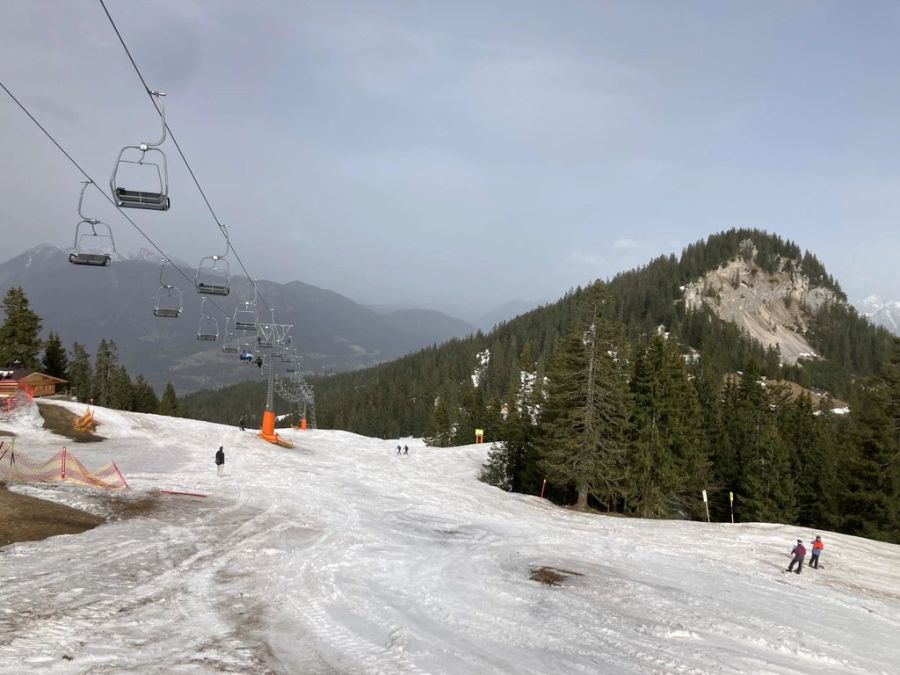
[536,287,631,510]
[627,334,708,518]
[41,332,69,380]
[159,382,179,416]
[109,365,133,410]
[131,375,159,413]
[423,397,452,447]
[0,286,42,369]
[92,339,119,406]
[67,342,92,402]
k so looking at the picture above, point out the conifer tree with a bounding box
[536,286,631,510]
[67,342,92,402]
[159,382,179,416]
[0,286,42,369]
[109,365,133,410]
[92,339,118,406]
[131,375,159,414]
[41,332,69,380]
[423,397,452,447]
[627,334,708,518]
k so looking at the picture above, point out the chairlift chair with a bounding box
[196,297,219,341]
[220,318,239,354]
[195,227,231,296]
[153,259,182,318]
[110,91,170,211]
[233,283,259,331]
[69,181,115,266]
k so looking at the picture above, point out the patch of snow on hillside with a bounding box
[471,348,490,387]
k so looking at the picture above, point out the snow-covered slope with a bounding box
[1,401,899,673]
[858,295,900,335]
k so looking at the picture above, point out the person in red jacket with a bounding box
[787,539,806,574]
[809,535,824,569]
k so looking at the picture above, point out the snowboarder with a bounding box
[396,444,402,455]
[238,415,246,432]
[256,355,264,369]
[403,444,409,455]
[809,535,824,569]
[787,539,806,574]
[215,446,225,476]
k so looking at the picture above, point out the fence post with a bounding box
[702,489,710,523]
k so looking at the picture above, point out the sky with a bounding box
[2,398,899,672]
[1,1,899,320]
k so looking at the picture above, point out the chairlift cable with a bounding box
[0,78,229,320]
[97,0,273,314]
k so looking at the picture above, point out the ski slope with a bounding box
[1,400,899,674]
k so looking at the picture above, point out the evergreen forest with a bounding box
[180,230,899,542]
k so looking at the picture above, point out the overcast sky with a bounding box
[1,1,899,319]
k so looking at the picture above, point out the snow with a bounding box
[1,401,899,673]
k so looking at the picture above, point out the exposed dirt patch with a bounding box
[530,566,584,586]
[0,429,16,439]
[0,487,166,548]
[0,486,104,547]
[36,401,105,443]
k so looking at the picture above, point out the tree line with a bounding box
[0,286,180,416]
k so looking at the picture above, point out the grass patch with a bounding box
[530,566,583,586]
[36,402,104,443]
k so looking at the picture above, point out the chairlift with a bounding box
[221,318,239,354]
[68,181,115,266]
[153,259,182,318]
[195,226,231,296]
[196,297,219,341]
[110,91,170,211]
[233,283,258,331]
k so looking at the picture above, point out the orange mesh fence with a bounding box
[0,445,127,490]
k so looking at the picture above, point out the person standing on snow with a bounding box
[215,446,225,476]
[787,539,806,574]
[403,444,409,455]
[809,535,824,569]
[396,444,402,455]
[238,415,246,432]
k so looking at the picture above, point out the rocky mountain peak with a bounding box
[683,250,842,364]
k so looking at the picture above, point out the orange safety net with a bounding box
[0,444,128,490]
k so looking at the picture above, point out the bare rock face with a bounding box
[682,242,840,364]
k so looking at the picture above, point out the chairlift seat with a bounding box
[222,345,239,354]
[115,188,170,211]
[235,321,256,331]
[154,307,181,318]
[196,333,218,341]
[196,281,230,296]
[69,252,111,266]
[257,339,274,349]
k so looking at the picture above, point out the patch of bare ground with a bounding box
[530,566,584,586]
[36,401,105,442]
[0,486,104,547]
[0,487,164,548]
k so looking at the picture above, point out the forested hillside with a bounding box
[179,230,900,542]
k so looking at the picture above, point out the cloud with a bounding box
[570,251,603,266]
[613,238,640,249]
[21,94,80,123]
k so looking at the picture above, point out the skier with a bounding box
[786,539,806,574]
[403,444,409,455]
[215,446,225,477]
[396,444,402,455]
[238,415,246,432]
[256,355,264,369]
[809,535,824,569]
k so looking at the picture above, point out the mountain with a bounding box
[857,295,900,335]
[472,299,543,333]
[0,245,477,393]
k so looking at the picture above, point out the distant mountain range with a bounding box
[857,295,900,335]
[0,245,478,393]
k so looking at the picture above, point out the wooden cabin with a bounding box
[18,373,67,398]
